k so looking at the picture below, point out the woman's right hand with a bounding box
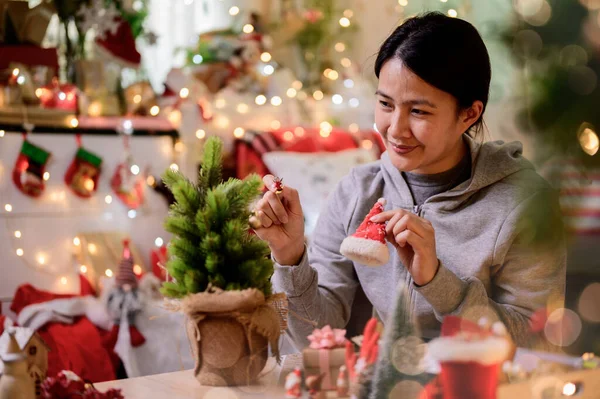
[251,175,306,265]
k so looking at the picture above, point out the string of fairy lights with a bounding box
[0,0,465,290]
[4,0,596,291]
[0,124,175,285]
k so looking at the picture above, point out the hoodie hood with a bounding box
[380,134,536,211]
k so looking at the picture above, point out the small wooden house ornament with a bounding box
[0,327,50,398]
[0,329,35,399]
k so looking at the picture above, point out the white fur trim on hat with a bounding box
[340,235,389,267]
[428,336,510,365]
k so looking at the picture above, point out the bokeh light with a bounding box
[513,0,544,18]
[578,125,599,156]
[391,336,426,375]
[563,382,577,396]
[579,0,600,10]
[523,0,552,26]
[544,308,582,347]
[513,30,543,59]
[569,66,597,95]
[559,45,588,67]
[578,283,600,322]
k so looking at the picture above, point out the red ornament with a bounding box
[272,176,284,193]
[41,370,124,399]
[110,160,145,209]
[38,78,78,111]
[110,137,145,209]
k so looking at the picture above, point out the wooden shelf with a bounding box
[0,110,178,138]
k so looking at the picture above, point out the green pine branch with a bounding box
[160,136,274,298]
[198,137,223,190]
[369,287,429,398]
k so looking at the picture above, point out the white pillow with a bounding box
[262,148,378,236]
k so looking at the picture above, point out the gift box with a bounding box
[75,60,108,95]
[124,81,156,116]
[0,83,20,106]
[1,0,55,45]
[79,93,121,117]
[20,1,55,45]
[302,326,348,391]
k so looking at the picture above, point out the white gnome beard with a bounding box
[285,373,301,389]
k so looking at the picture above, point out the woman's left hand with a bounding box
[370,209,439,286]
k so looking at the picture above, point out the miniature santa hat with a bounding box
[427,316,512,399]
[116,239,138,289]
[96,19,141,69]
[340,198,390,267]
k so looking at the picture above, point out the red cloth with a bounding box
[0,315,6,336]
[151,246,168,282]
[79,274,98,297]
[37,317,117,383]
[10,284,116,382]
[10,284,76,315]
[0,46,59,78]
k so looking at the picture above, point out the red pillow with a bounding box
[10,284,116,382]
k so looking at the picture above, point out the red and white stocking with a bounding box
[12,137,51,198]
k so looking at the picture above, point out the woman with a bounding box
[253,12,566,349]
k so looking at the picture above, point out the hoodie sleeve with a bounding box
[271,175,361,351]
[415,189,566,347]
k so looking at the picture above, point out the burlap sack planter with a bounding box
[182,288,285,386]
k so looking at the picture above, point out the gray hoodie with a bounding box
[272,135,566,350]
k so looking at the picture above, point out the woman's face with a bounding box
[375,59,482,174]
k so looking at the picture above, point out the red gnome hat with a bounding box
[116,239,138,290]
[340,198,389,267]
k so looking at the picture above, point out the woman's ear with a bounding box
[461,100,484,131]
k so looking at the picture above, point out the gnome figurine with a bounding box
[105,239,146,348]
[285,367,302,398]
[336,365,349,397]
[340,198,390,266]
[0,329,35,399]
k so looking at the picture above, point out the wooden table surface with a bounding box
[95,356,600,399]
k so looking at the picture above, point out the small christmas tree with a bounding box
[368,287,430,399]
[160,136,273,298]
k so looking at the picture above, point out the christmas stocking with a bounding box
[12,139,51,198]
[65,146,103,198]
[340,198,389,266]
[110,154,145,209]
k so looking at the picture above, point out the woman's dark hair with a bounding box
[375,12,491,137]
